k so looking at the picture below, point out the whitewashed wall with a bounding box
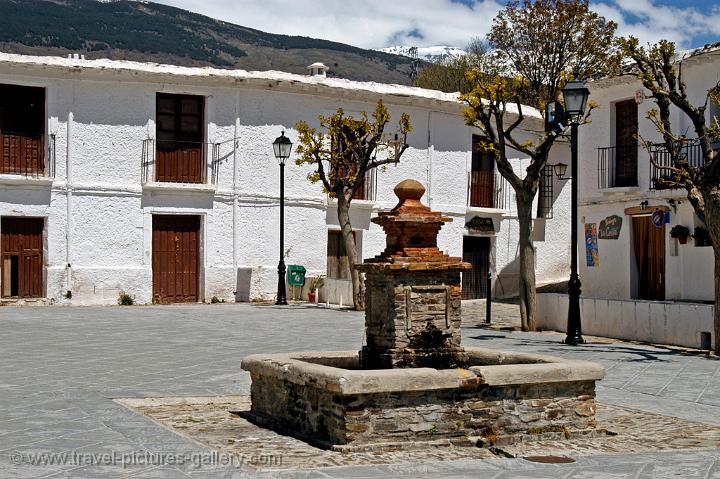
[0,58,571,305]
[577,53,719,303]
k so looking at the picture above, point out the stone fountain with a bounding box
[242,179,604,451]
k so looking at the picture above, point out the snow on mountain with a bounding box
[377,46,466,64]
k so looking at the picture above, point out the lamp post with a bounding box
[272,131,293,306]
[561,78,590,345]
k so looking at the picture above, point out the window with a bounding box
[537,166,553,218]
[469,135,496,208]
[327,230,356,279]
[0,84,46,175]
[155,93,205,183]
[613,99,638,187]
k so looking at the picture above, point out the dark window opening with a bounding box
[0,84,46,175]
[469,135,497,208]
[614,99,638,187]
[537,166,554,218]
[327,230,356,280]
[155,93,205,183]
[9,256,18,297]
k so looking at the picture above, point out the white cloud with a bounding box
[149,0,719,50]
[593,0,720,48]
[149,0,503,49]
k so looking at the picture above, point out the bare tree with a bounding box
[619,37,720,353]
[462,0,620,330]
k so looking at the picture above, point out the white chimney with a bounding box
[307,62,329,78]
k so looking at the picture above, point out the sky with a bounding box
[151,0,720,51]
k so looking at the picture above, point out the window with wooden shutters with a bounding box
[537,166,554,218]
[614,99,638,187]
[327,230,355,279]
[155,93,206,183]
[469,135,496,208]
[0,84,46,176]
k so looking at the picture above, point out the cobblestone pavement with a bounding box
[0,302,719,478]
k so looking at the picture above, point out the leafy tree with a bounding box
[295,101,412,310]
[461,0,620,331]
[618,37,720,353]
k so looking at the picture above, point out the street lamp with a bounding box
[561,78,590,346]
[272,131,293,305]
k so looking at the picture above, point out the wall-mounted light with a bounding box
[551,162,570,180]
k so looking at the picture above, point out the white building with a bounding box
[0,53,571,306]
[538,44,720,350]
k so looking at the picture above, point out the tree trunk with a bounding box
[516,196,537,331]
[337,196,365,310]
[701,188,720,355]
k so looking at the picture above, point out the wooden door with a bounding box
[470,136,496,208]
[152,215,200,303]
[462,236,490,299]
[1,217,44,298]
[632,216,665,301]
[615,99,638,187]
[0,84,46,175]
[156,94,205,183]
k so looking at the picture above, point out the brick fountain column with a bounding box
[357,179,472,369]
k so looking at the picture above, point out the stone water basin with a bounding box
[241,347,604,451]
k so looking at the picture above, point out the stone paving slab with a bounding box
[0,302,719,478]
[114,395,720,472]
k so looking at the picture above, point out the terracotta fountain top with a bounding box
[359,179,470,270]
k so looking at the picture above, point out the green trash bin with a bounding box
[287,265,307,287]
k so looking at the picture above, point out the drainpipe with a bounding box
[65,111,73,299]
[232,100,240,300]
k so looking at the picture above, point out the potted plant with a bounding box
[670,225,691,244]
[307,276,325,303]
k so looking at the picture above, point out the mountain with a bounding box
[378,46,466,64]
[0,0,418,84]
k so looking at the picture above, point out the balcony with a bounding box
[0,132,55,179]
[141,139,219,186]
[597,145,638,189]
[467,171,509,210]
[649,139,718,190]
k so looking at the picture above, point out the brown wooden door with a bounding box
[152,215,200,303]
[632,216,665,301]
[615,99,638,187]
[470,136,496,207]
[1,217,44,298]
[462,236,490,299]
[156,93,205,183]
[0,84,46,176]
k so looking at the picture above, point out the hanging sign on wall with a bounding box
[598,215,622,239]
[585,223,599,267]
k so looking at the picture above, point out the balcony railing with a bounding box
[142,139,219,185]
[0,132,55,178]
[649,139,718,190]
[328,169,377,202]
[597,145,638,189]
[467,170,509,210]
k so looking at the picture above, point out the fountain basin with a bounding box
[241,347,604,451]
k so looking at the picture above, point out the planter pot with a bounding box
[308,292,316,303]
[678,236,688,245]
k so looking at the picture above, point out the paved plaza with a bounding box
[0,302,719,478]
